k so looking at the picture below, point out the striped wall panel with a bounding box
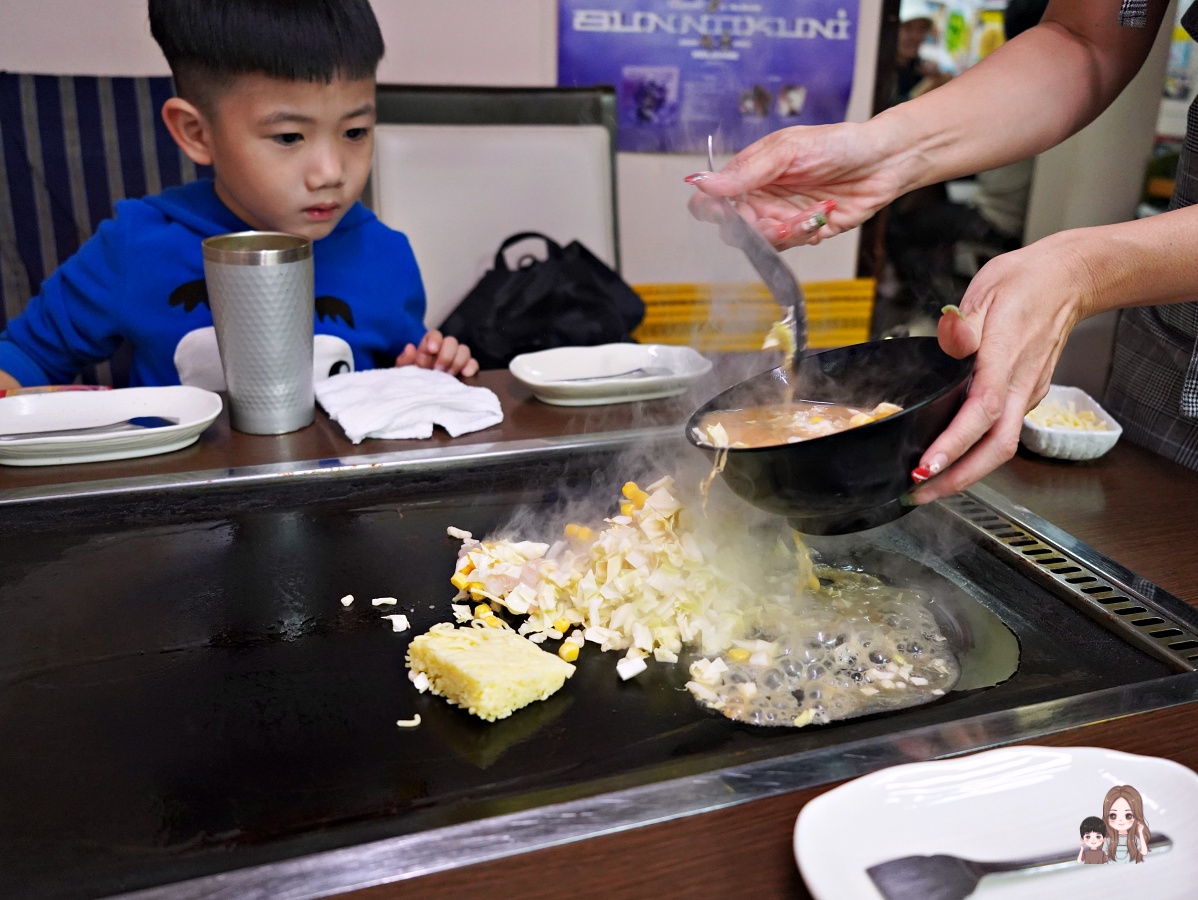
[0,72,209,384]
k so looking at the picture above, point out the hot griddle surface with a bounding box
[0,463,1171,899]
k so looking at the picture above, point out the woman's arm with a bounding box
[876,0,1167,194]
[912,202,1198,503]
[690,0,1169,247]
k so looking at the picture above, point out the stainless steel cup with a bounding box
[201,232,315,434]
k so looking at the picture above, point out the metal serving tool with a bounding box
[866,831,1173,900]
[706,135,807,366]
[0,415,179,441]
[553,366,673,383]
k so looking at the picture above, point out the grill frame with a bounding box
[941,485,1198,672]
[3,429,1197,900]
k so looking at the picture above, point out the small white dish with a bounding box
[0,386,222,466]
[1021,384,1122,461]
[509,343,712,406]
[795,745,1198,900]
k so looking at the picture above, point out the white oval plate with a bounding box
[0,386,223,466]
[509,343,712,406]
[795,745,1198,899]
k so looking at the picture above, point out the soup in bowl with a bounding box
[686,337,975,535]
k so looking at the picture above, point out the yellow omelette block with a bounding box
[406,623,576,721]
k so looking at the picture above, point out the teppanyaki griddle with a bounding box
[0,435,1190,900]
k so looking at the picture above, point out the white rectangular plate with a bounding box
[509,343,712,406]
[795,745,1198,899]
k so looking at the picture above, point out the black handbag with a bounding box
[440,232,645,369]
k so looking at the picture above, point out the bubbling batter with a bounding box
[685,567,959,727]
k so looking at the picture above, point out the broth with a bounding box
[695,400,903,448]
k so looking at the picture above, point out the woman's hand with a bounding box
[909,231,1098,503]
[686,121,909,250]
[395,329,480,378]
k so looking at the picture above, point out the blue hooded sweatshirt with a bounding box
[0,179,426,387]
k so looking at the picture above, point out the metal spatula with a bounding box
[706,135,807,366]
[866,832,1172,900]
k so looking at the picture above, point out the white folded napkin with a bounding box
[315,368,503,443]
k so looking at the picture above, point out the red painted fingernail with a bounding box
[819,199,837,213]
[911,465,933,483]
[684,172,711,184]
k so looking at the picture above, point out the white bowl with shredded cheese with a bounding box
[1021,384,1121,460]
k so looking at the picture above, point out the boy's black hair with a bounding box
[1080,815,1107,838]
[148,0,384,112]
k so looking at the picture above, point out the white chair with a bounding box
[369,86,620,329]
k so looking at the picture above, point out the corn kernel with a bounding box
[557,643,580,663]
[553,617,570,633]
[793,709,816,728]
[621,481,649,509]
[728,647,751,662]
[564,523,594,542]
[450,571,470,590]
[620,501,634,517]
[474,603,494,618]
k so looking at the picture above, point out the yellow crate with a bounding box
[631,279,874,352]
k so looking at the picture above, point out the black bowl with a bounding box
[685,338,975,535]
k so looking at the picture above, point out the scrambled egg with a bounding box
[406,622,575,722]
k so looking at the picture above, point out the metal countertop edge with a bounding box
[111,671,1198,900]
[965,482,1198,625]
[0,426,682,506]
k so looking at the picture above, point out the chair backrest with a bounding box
[0,72,208,386]
[369,85,619,329]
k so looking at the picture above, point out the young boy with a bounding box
[1077,816,1108,864]
[0,0,477,393]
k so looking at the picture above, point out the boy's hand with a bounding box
[395,330,479,378]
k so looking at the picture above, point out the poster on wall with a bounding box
[557,0,859,154]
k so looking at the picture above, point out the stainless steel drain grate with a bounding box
[942,491,1198,672]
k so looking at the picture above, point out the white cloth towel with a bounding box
[315,368,503,443]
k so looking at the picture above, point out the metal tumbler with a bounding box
[201,232,315,434]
